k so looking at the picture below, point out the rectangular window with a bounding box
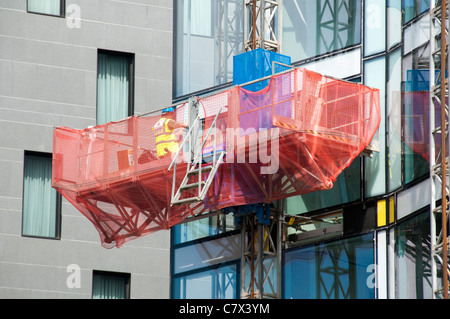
[92,271,130,299]
[395,211,433,298]
[27,0,65,17]
[364,56,386,197]
[387,0,402,48]
[364,0,386,56]
[173,262,239,299]
[174,0,244,97]
[173,234,240,275]
[403,0,430,24]
[286,158,361,215]
[402,44,430,184]
[172,213,236,245]
[22,151,61,238]
[283,0,361,62]
[283,233,375,299]
[387,48,402,192]
[97,50,134,125]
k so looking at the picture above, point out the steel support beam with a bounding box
[430,0,450,299]
[243,0,283,52]
[237,204,283,299]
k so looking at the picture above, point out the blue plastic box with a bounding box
[233,48,291,92]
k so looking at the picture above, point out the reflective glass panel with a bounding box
[364,0,386,56]
[174,0,244,97]
[395,211,433,298]
[281,0,361,62]
[388,0,402,48]
[172,213,236,245]
[173,263,238,299]
[387,49,402,191]
[402,45,430,184]
[364,56,386,197]
[286,158,360,215]
[283,233,375,299]
[173,234,240,274]
[403,0,430,24]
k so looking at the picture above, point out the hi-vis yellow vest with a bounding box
[153,118,179,158]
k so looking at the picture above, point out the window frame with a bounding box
[96,49,135,125]
[171,260,240,299]
[21,151,62,240]
[393,208,433,299]
[282,231,376,299]
[92,270,131,299]
[26,0,66,18]
[401,42,431,186]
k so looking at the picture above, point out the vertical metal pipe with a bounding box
[276,206,283,299]
[186,0,191,93]
[252,0,257,49]
[430,0,438,299]
[250,216,256,298]
[441,0,449,300]
[257,222,264,298]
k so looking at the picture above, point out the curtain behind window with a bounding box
[97,53,130,125]
[22,155,58,238]
[28,0,61,16]
[92,272,129,299]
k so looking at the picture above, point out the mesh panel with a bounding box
[52,68,381,248]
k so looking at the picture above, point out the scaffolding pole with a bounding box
[243,0,283,52]
[430,0,450,299]
[237,204,283,299]
[239,0,284,299]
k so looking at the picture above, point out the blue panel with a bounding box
[405,70,438,92]
[233,48,291,92]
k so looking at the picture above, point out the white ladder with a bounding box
[168,106,225,206]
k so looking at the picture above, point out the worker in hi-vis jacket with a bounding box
[152,107,187,159]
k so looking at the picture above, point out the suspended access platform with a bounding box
[52,67,380,248]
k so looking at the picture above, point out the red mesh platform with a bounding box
[52,68,380,248]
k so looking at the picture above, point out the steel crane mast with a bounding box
[430,0,450,299]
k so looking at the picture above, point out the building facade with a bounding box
[170,0,442,299]
[0,0,444,299]
[0,0,173,298]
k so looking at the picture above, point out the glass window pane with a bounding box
[403,14,430,55]
[28,0,62,16]
[172,214,236,245]
[396,211,433,298]
[173,234,240,274]
[364,56,386,197]
[387,0,402,48]
[173,263,238,299]
[283,233,375,299]
[92,272,130,299]
[286,158,360,215]
[283,0,361,62]
[22,154,58,238]
[97,52,132,125]
[173,218,213,244]
[364,0,386,56]
[402,46,430,184]
[174,0,244,97]
[403,0,430,24]
[387,49,402,191]
[301,48,361,80]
